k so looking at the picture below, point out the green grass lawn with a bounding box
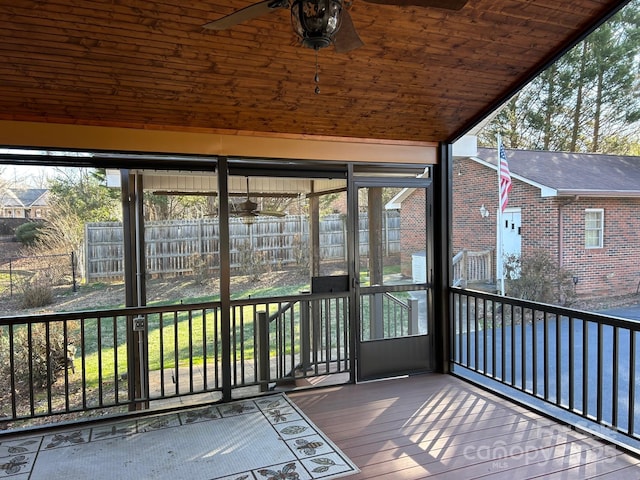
[0,269,31,294]
[18,265,401,391]
[77,287,309,388]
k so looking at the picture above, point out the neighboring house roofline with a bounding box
[385,173,429,209]
[388,148,640,209]
[468,155,558,198]
[12,188,48,207]
[0,189,24,207]
[27,190,49,207]
[476,147,640,198]
[555,189,640,198]
[386,188,413,210]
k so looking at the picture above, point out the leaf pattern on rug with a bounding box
[0,455,28,475]
[256,462,300,479]
[267,409,289,423]
[310,457,342,473]
[92,424,136,440]
[7,439,39,454]
[279,425,308,436]
[184,406,220,423]
[262,400,284,410]
[220,402,256,416]
[137,415,179,432]
[140,419,168,431]
[45,431,86,448]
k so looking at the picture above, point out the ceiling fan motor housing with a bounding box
[291,0,343,49]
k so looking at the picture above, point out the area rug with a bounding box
[0,394,359,480]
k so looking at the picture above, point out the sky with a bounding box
[0,148,90,188]
[0,164,59,188]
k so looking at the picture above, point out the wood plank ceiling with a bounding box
[0,0,628,145]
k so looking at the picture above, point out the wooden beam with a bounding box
[0,120,438,165]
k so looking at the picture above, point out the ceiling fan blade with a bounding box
[202,0,287,30]
[259,211,287,217]
[361,0,468,10]
[334,10,364,54]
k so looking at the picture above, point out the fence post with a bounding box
[9,257,13,297]
[71,251,78,292]
[408,298,419,335]
[300,293,311,372]
[256,311,270,392]
[372,293,384,339]
[84,223,90,283]
[461,250,468,287]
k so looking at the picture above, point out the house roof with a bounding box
[474,147,640,197]
[0,1,628,153]
[0,189,49,208]
[0,190,21,208]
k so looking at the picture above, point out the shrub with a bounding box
[0,322,76,400]
[504,250,576,306]
[292,233,310,269]
[237,241,270,280]
[190,253,212,285]
[20,277,54,309]
[14,222,43,246]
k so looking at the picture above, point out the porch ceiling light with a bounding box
[241,213,256,225]
[291,0,343,50]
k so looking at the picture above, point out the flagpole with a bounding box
[496,134,504,296]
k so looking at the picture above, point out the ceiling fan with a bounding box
[203,0,469,53]
[233,178,287,224]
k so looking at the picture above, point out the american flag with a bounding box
[498,140,512,212]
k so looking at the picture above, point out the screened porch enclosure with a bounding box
[1,157,435,424]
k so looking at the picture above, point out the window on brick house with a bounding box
[585,208,604,248]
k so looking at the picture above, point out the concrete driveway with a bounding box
[598,303,640,321]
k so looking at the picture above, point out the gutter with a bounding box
[557,189,640,198]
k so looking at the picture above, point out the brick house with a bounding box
[0,188,50,219]
[452,147,640,299]
[386,185,428,281]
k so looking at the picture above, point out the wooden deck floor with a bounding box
[289,374,640,479]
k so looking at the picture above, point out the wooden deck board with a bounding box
[288,374,640,479]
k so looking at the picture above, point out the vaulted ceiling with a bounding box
[0,0,628,148]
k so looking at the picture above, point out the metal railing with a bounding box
[0,291,351,425]
[359,290,420,340]
[451,287,640,446]
[233,292,351,391]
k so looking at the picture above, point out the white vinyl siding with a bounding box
[585,208,604,248]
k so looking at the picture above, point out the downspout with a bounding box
[558,201,563,267]
[558,195,577,267]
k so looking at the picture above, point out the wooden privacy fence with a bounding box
[85,213,400,282]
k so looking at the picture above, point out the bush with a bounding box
[20,279,54,309]
[504,250,576,306]
[237,241,271,280]
[0,322,76,399]
[190,253,213,286]
[14,222,43,246]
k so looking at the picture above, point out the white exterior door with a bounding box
[498,207,522,281]
[502,208,522,259]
